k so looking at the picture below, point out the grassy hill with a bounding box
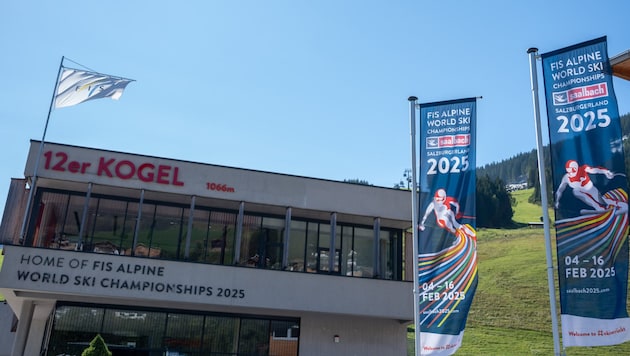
[408,188,630,355]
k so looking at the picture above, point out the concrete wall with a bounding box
[0,303,16,356]
[300,312,408,356]
[24,141,411,223]
[0,246,414,321]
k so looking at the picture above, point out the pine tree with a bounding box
[82,334,112,356]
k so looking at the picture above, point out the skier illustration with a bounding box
[554,159,622,215]
[419,188,464,234]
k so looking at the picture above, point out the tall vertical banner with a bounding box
[417,98,478,355]
[541,36,630,347]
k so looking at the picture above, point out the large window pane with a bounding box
[135,203,184,259]
[46,194,86,250]
[189,208,211,262]
[86,198,132,255]
[270,320,299,356]
[238,319,270,355]
[202,316,239,354]
[135,203,157,257]
[152,205,185,260]
[261,217,284,270]
[240,215,263,266]
[287,220,307,272]
[163,313,204,352]
[380,229,402,280]
[339,224,377,278]
[46,306,104,355]
[341,225,354,276]
[34,191,71,248]
[240,215,284,269]
[48,305,299,356]
[189,209,237,265]
[317,223,338,273]
[305,222,319,273]
[210,211,237,265]
[101,309,166,349]
[353,226,374,278]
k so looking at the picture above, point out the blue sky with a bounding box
[1,1,630,207]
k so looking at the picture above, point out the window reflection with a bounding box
[29,189,403,281]
[240,215,284,270]
[47,305,300,356]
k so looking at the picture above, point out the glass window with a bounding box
[339,225,374,277]
[202,315,239,354]
[29,188,405,281]
[188,208,211,262]
[86,198,134,256]
[135,203,184,259]
[238,318,270,355]
[352,226,375,278]
[101,308,166,349]
[47,305,299,356]
[305,222,319,273]
[261,216,284,270]
[287,220,307,272]
[53,194,86,250]
[163,313,204,352]
[46,306,104,355]
[189,209,237,265]
[340,225,354,276]
[240,214,263,267]
[270,320,300,356]
[240,215,284,269]
[134,203,156,257]
[156,204,185,259]
[380,229,402,280]
[317,223,338,273]
[32,191,70,248]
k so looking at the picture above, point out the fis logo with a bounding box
[552,83,608,106]
[426,135,470,149]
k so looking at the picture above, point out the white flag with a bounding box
[54,67,133,108]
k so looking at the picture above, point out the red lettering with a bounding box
[96,156,184,187]
[156,165,170,184]
[52,152,68,171]
[115,160,135,180]
[67,160,80,173]
[172,167,184,186]
[137,163,155,182]
[81,162,91,173]
[98,158,115,177]
[44,151,91,174]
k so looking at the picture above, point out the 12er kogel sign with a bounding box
[417,98,478,355]
[541,36,630,347]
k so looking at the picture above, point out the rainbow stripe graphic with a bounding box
[556,188,629,262]
[418,224,478,329]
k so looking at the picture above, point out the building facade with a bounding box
[0,141,414,356]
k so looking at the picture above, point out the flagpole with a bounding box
[18,56,65,244]
[527,48,562,356]
[408,96,422,356]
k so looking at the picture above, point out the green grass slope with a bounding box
[409,188,630,355]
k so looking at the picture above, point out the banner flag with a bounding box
[417,98,478,355]
[55,67,133,108]
[541,36,630,347]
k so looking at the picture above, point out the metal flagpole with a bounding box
[527,48,563,356]
[18,56,65,244]
[408,96,421,356]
